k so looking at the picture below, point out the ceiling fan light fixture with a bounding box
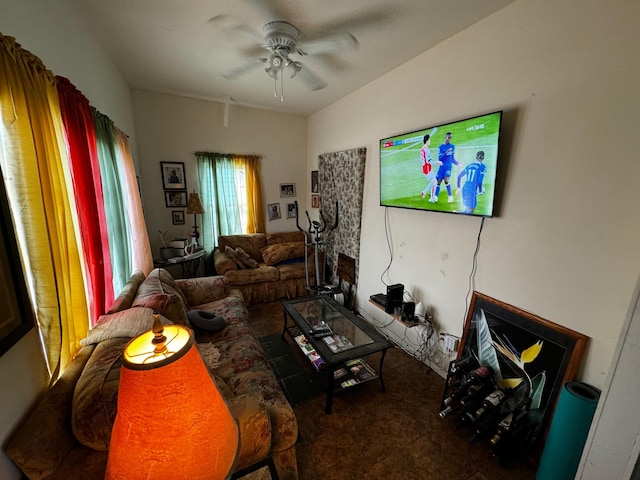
[287,61,301,78]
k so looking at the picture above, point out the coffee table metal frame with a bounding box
[281,295,392,414]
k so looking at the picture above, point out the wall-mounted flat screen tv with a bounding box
[380,110,502,217]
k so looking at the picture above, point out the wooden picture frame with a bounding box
[0,170,34,357]
[268,203,281,220]
[160,162,186,190]
[311,170,319,193]
[311,194,320,209]
[172,210,185,225]
[458,291,588,456]
[164,191,187,207]
[280,183,296,197]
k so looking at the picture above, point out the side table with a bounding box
[154,250,205,278]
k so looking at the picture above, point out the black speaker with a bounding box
[402,301,415,321]
[386,283,404,314]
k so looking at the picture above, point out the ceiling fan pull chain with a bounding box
[273,73,278,98]
[280,71,284,102]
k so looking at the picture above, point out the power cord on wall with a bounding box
[370,208,487,373]
[380,206,393,288]
[461,216,485,333]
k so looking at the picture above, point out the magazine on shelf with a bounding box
[312,356,327,371]
[322,334,353,353]
[294,334,326,372]
[345,358,377,382]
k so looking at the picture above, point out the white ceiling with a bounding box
[70,0,515,116]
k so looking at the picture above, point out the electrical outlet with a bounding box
[444,335,459,354]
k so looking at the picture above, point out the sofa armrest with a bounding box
[4,345,96,480]
[176,275,230,307]
[214,248,237,275]
[227,394,272,471]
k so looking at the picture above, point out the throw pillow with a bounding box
[82,308,172,345]
[225,245,246,269]
[131,268,190,326]
[188,310,227,332]
[260,242,305,266]
[72,337,130,451]
[107,270,146,313]
[235,247,259,268]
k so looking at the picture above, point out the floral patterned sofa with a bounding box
[5,268,298,480]
[214,231,322,305]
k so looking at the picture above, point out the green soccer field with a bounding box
[380,112,501,216]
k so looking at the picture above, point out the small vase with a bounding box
[160,247,174,261]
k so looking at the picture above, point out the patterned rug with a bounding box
[259,333,324,405]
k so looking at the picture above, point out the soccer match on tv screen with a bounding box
[379,111,502,218]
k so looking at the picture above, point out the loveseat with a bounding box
[5,268,298,480]
[214,231,322,306]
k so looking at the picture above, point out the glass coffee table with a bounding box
[281,295,392,414]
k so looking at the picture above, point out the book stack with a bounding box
[294,334,327,371]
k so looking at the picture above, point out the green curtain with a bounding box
[195,152,242,251]
[93,109,131,295]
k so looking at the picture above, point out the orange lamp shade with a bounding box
[105,324,238,480]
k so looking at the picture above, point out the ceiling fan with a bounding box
[210,3,361,100]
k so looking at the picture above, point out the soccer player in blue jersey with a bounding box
[455,150,486,214]
[434,132,463,203]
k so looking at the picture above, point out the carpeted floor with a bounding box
[246,301,538,480]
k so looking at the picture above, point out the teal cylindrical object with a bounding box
[536,381,600,480]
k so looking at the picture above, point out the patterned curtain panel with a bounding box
[318,147,366,286]
[0,34,89,376]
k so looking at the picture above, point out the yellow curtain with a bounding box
[0,34,88,377]
[115,127,153,275]
[235,155,264,233]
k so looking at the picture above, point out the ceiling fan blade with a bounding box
[310,53,351,73]
[299,32,359,56]
[294,62,327,91]
[208,14,263,44]
[222,58,267,80]
[314,7,399,34]
[245,0,292,22]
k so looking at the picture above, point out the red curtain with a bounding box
[56,76,113,324]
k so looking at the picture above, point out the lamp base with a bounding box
[191,225,200,246]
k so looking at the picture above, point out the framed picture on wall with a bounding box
[172,210,185,225]
[287,203,297,219]
[311,170,319,193]
[311,194,320,209]
[268,203,281,220]
[165,191,187,207]
[280,183,296,197]
[160,162,186,190]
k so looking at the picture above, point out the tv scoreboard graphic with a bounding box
[381,127,437,149]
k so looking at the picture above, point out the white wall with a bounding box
[0,0,137,477]
[309,0,640,388]
[131,90,308,254]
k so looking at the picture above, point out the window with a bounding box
[195,152,264,251]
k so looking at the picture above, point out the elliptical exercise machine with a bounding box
[294,200,343,301]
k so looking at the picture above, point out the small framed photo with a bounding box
[268,203,281,221]
[172,210,185,225]
[287,202,297,219]
[311,170,319,193]
[161,162,187,190]
[311,194,320,209]
[165,191,187,207]
[280,183,296,197]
